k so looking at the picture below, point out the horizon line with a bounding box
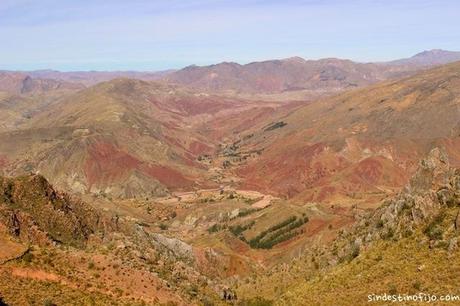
[1,48,458,73]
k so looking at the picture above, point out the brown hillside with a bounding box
[231,61,460,205]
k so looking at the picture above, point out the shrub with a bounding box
[424,214,445,240]
[22,252,34,263]
[229,221,255,236]
[238,208,258,217]
[159,223,168,230]
[381,228,395,240]
[43,299,56,306]
[413,281,422,291]
[208,224,223,233]
[350,245,360,259]
[388,284,398,295]
[264,121,287,132]
[402,229,413,238]
[238,297,274,306]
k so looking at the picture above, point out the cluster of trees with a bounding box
[207,223,226,233]
[248,215,308,249]
[264,121,287,132]
[207,213,309,249]
[237,208,258,218]
[229,221,255,236]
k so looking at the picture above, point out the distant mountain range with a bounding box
[165,49,460,94]
[0,71,83,95]
[26,70,174,86]
[2,49,459,96]
[387,49,460,66]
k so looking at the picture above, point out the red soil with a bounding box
[0,155,8,169]
[441,137,460,167]
[85,142,141,187]
[316,186,337,202]
[238,140,411,203]
[173,97,234,115]
[238,142,337,196]
[11,267,60,282]
[353,157,384,185]
[189,141,213,156]
[85,141,193,189]
[143,164,191,187]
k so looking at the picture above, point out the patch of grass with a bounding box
[274,232,460,306]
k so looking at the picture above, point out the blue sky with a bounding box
[1,0,459,71]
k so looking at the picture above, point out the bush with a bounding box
[238,208,258,218]
[22,252,34,263]
[229,221,255,236]
[264,121,287,132]
[159,223,168,230]
[43,299,56,306]
[208,223,223,233]
[388,284,398,295]
[402,229,413,238]
[424,212,446,240]
[381,228,395,240]
[413,281,422,290]
[350,245,360,259]
[239,297,274,306]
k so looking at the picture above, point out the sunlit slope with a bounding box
[234,61,460,204]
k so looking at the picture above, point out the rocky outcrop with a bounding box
[0,174,105,247]
[331,147,460,261]
[151,233,195,262]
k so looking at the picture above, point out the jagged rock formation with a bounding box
[334,148,459,259]
[0,174,104,247]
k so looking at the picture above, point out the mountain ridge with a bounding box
[164,49,460,94]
